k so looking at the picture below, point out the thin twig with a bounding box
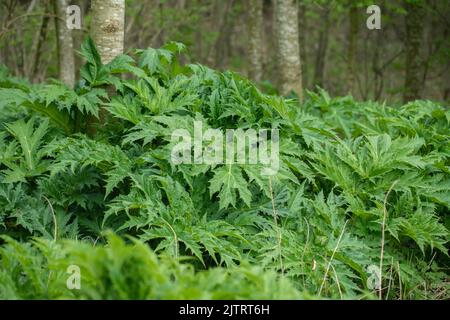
[397,261,403,300]
[385,257,394,300]
[162,218,179,259]
[319,219,349,296]
[43,195,57,242]
[26,0,38,14]
[379,180,398,299]
[331,264,343,299]
[301,217,310,287]
[268,176,284,274]
[0,13,59,38]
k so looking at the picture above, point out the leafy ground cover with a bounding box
[0,40,448,299]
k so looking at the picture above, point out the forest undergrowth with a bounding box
[0,39,448,299]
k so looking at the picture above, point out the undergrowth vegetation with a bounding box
[0,39,448,300]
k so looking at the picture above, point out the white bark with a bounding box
[91,0,125,64]
[274,0,303,101]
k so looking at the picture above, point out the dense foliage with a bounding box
[0,39,448,299]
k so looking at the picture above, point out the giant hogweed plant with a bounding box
[0,38,448,299]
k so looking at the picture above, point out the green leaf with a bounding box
[209,165,252,209]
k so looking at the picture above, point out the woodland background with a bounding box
[0,0,449,103]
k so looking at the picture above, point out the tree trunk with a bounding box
[403,1,425,103]
[53,0,76,88]
[73,0,91,81]
[444,62,450,101]
[247,0,263,82]
[372,26,384,100]
[213,0,234,70]
[347,6,358,95]
[262,0,275,82]
[31,6,51,82]
[274,0,303,101]
[88,0,125,136]
[91,0,125,65]
[313,5,330,90]
[298,2,307,89]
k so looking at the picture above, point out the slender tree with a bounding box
[444,61,450,101]
[274,0,303,101]
[73,0,91,80]
[298,1,307,89]
[372,24,384,100]
[403,1,425,102]
[346,5,358,95]
[247,0,263,82]
[31,4,51,83]
[91,0,125,64]
[313,4,330,89]
[53,0,76,88]
[262,0,275,81]
[88,0,125,136]
[212,0,235,70]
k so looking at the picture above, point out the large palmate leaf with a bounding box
[1,118,50,182]
[209,165,252,209]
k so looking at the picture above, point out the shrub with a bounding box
[0,39,448,300]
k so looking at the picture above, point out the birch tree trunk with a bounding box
[88,0,125,136]
[274,0,303,101]
[247,0,263,82]
[53,0,76,88]
[403,1,424,102]
[91,0,125,64]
